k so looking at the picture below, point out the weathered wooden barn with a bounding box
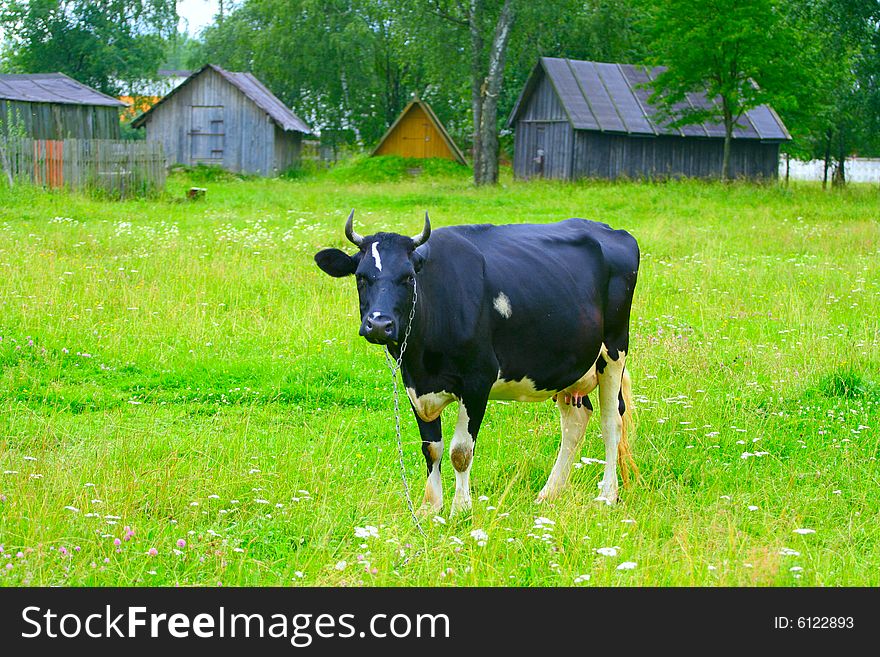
[508,58,790,180]
[0,73,125,139]
[132,65,311,176]
[373,99,466,164]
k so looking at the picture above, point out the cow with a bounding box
[314,210,639,515]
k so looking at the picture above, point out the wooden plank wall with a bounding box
[140,68,282,175]
[513,72,573,179]
[273,125,303,173]
[374,104,457,160]
[0,100,121,140]
[572,133,780,180]
[0,138,166,197]
[513,120,573,179]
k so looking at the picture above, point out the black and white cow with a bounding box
[315,211,639,514]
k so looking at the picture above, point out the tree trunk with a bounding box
[785,152,790,187]
[470,0,484,185]
[474,0,514,186]
[721,101,733,181]
[832,128,846,188]
[822,129,832,190]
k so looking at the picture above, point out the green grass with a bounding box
[0,169,878,586]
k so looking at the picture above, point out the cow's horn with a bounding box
[344,209,364,247]
[412,212,431,247]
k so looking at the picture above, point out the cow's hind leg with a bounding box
[596,347,630,504]
[537,395,591,503]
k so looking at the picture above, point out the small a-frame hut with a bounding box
[372,99,466,164]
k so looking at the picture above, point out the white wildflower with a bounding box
[354,526,379,539]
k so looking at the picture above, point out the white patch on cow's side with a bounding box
[489,374,555,402]
[450,403,473,515]
[406,387,457,422]
[537,398,591,503]
[493,292,512,318]
[371,242,382,271]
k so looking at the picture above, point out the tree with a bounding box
[786,0,880,187]
[645,0,799,180]
[413,0,515,185]
[0,0,178,95]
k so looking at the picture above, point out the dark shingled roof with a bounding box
[509,57,790,141]
[132,65,311,134]
[0,73,125,107]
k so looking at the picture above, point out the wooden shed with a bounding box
[132,65,311,176]
[0,73,125,139]
[508,57,790,181]
[373,99,466,164]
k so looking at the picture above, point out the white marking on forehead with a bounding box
[493,292,512,318]
[371,242,383,271]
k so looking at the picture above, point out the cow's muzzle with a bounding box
[360,314,396,344]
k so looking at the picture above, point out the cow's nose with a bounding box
[361,315,395,342]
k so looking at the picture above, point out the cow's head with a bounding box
[314,210,430,345]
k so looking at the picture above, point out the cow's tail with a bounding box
[618,367,639,488]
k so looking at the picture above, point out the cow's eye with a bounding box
[356,275,367,289]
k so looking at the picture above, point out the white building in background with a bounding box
[129,70,192,98]
[780,157,880,183]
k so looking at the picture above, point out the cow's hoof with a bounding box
[417,503,440,517]
[594,492,617,506]
[535,486,557,504]
[450,496,472,517]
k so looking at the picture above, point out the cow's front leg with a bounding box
[450,392,488,516]
[415,414,443,513]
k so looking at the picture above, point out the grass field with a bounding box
[0,164,878,586]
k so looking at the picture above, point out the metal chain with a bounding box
[383,280,427,539]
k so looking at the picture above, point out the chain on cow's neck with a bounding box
[383,280,426,540]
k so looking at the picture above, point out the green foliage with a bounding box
[170,163,254,183]
[0,105,28,139]
[0,0,178,95]
[816,370,879,401]
[188,0,651,157]
[782,0,880,177]
[645,0,802,179]
[118,121,146,141]
[325,155,471,183]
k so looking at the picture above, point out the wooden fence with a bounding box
[0,138,166,198]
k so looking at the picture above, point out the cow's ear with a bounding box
[412,250,426,273]
[314,248,357,277]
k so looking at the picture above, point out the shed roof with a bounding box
[0,73,125,107]
[508,57,790,141]
[131,65,311,134]
[372,98,467,164]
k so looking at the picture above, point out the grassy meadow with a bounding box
[0,162,878,586]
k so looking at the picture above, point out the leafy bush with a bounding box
[325,155,470,183]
